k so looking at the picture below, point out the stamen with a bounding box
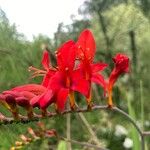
[28,66,47,79]
[55,51,58,54]
[29,66,46,74]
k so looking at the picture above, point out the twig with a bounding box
[60,137,109,150]
[112,107,145,150]
[142,131,150,136]
[77,112,101,146]
[75,102,101,146]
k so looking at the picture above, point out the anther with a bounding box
[78,45,81,49]
[65,67,69,71]
[55,51,58,54]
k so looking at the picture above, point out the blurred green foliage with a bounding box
[0,0,150,149]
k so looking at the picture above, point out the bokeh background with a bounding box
[0,0,150,149]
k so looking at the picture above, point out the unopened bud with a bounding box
[15,141,23,146]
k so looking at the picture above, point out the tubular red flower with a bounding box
[2,84,47,111]
[76,29,107,87]
[47,40,89,111]
[107,53,129,107]
[76,29,108,107]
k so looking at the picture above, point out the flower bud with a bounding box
[16,97,33,118]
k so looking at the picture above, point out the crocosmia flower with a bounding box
[1,84,47,118]
[107,53,129,107]
[76,29,108,107]
[39,40,89,111]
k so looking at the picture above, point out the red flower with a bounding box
[29,50,56,87]
[76,29,107,106]
[107,53,129,107]
[11,84,47,95]
[1,84,47,118]
[39,40,89,111]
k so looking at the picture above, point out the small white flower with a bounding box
[115,125,128,137]
[123,137,133,149]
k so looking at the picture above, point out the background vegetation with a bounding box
[0,0,150,149]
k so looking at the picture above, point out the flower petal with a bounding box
[3,90,22,98]
[76,29,96,61]
[39,90,54,109]
[56,88,69,111]
[15,97,30,107]
[20,91,36,99]
[12,84,47,95]
[48,71,65,91]
[57,40,76,71]
[30,95,41,107]
[91,63,108,73]
[72,78,90,97]
[71,69,90,97]
[5,94,16,106]
[91,73,106,90]
[42,70,56,87]
[42,50,50,70]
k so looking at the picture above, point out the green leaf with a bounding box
[57,141,67,150]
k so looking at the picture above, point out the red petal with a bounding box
[48,71,65,91]
[113,53,129,73]
[76,29,96,61]
[3,90,22,98]
[39,90,54,109]
[20,91,36,99]
[71,69,90,97]
[12,84,47,95]
[91,73,106,90]
[57,40,76,71]
[0,94,5,100]
[42,70,56,87]
[91,63,108,73]
[72,78,90,97]
[42,50,50,70]
[30,95,41,107]
[5,95,16,105]
[16,97,30,107]
[56,88,69,111]
[42,74,50,87]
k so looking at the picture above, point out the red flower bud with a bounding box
[107,53,129,107]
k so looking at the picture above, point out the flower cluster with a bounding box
[11,122,57,150]
[0,29,129,118]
